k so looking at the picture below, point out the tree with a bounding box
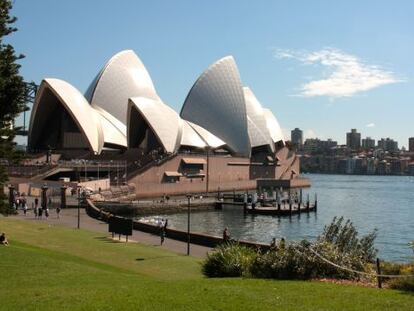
[0,0,28,213]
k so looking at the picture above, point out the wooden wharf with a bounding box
[215,196,317,216]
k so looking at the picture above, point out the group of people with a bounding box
[12,196,61,219]
[12,196,28,215]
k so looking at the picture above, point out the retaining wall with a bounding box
[85,199,270,251]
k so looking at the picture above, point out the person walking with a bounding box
[160,226,166,245]
[23,202,28,216]
[56,206,61,219]
[45,207,49,219]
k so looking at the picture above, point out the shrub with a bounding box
[381,261,414,292]
[317,216,377,262]
[202,242,257,277]
[250,240,364,280]
[202,217,378,281]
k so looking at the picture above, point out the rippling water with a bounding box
[142,174,414,262]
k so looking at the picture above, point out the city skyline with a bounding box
[291,127,409,149]
[9,0,414,147]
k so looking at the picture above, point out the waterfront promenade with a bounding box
[11,208,212,258]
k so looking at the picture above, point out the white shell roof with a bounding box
[93,107,127,148]
[187,121,226,149]
[29,78,104,154]
[263,108,285,144]
[30,51,287,157]
[180,120,207,149]
[243,87,275,151]
[86,50,158,126]
[128,97,181,153]
[180,56,250,156]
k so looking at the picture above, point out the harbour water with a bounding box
[143,174,414,262]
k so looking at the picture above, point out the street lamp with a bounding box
[186,194,191,256]
[77,185,82,229]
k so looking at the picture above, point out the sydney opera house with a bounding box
[28,50,304,197]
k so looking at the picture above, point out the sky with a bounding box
[9,0,414,148]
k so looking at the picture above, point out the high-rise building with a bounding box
[291,128,303,148]
[362,137,375,150]
[378,138,399,152]
[409,137,414,152]
[346,129,361,150]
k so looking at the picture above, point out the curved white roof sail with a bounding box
[243,87,274,151]
[29,79,104,154]
[180,56,250,157]
[93,107,127,148]
[180,121,207,149]
[87,50,158,126]
[128,97,181,154]
[187,121,226,149]
[263,108,285,144]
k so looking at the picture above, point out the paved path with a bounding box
[12,208,212,258]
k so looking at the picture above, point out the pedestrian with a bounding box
[56,206,61,219]
[34,197,39,209]
[160,227,165,245]
[223,227,230,243]
[33,203,38,219]
[23,202,28,216]
[45,207,49,219]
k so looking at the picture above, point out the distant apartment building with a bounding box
[303,138,319,154]
[366,158,377,175]
[362,137,375,150]
[303,138,337,154]
[390,158,409,175]
[291,128,303,149]
[377,160,390,175]
[408,162,414,175]
[346,129,361,150]
[409,137,414,152]
[378,138,399,152]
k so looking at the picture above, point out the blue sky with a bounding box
[9,0,414,147]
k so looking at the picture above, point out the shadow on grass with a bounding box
[93,236,127,243]
[135,255,180,262]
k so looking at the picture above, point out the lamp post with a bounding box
[205,147,210,194]
[186,194,191,255]
[77,185,81,229]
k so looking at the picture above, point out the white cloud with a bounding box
[366,123,375,128]
[304,129,318,139]
[281,128,291,141]
[274,48,403,98]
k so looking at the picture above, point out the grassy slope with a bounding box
[0,217,413,311]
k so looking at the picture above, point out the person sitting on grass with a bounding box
[0,233,9,246]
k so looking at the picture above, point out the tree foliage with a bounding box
[0,0,28,213]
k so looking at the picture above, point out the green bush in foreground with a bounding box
[381,246,414,292]
[202,242,257,277]
[203,217,378,281]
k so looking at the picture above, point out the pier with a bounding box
[215,193,317,216]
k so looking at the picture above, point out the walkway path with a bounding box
[11,208,212,258]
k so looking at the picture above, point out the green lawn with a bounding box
[0,217,413,310]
